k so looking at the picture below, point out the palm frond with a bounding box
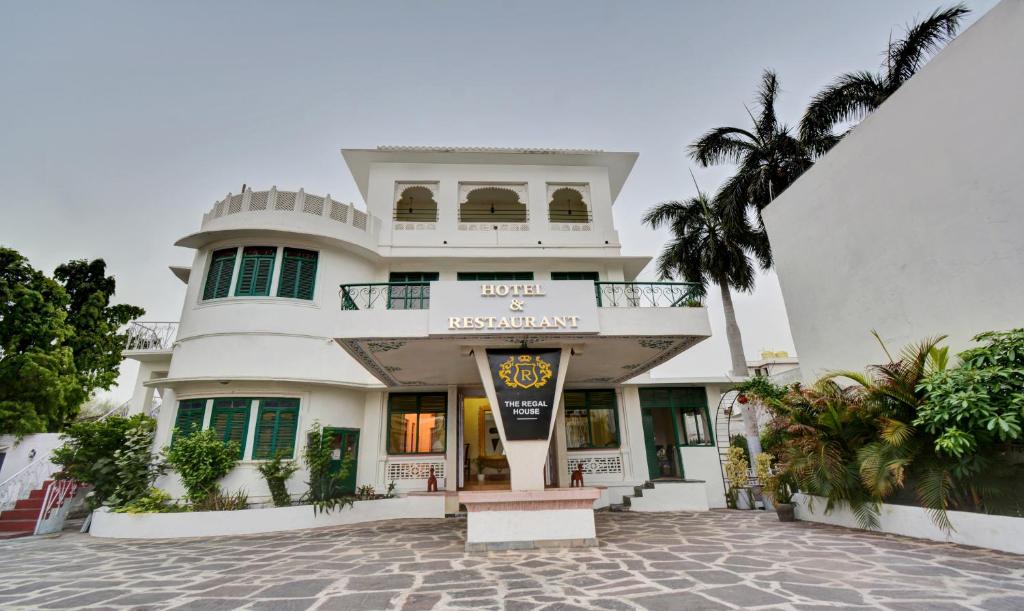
[688,127,758,166]
[800,71,885,144]
[888,4,970,85]
[915,463,955,532]
[755,69,780,137]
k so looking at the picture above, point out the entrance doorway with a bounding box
[461,395,509,490]
[324,428,359,495]
[641,408,682,480]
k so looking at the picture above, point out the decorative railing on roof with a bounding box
[124,321,179,352]
[201,188,377,234]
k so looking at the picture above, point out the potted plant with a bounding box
[474,456,486,483]
[772,475,796,522]
[723,447,750,509]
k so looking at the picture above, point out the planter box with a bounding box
[90,495,445,539]
[794,493,1024,555]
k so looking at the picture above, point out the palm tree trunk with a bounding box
[718,282,763,461]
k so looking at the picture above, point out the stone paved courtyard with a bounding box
[1,510,1022,610]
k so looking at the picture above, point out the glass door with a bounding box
[325,428,359,495]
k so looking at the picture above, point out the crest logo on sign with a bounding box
[498,354,553,390]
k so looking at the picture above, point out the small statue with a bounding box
[427,467,438,492]
[570,463,584,487]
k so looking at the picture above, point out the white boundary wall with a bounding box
[794,494,1024,555]
[90,495,445,539]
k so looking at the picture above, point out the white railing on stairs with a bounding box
[0,455,60,512]
[34,479,83,535]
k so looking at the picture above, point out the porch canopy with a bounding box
[334,280,711,387]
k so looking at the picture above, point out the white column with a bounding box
[445,385,459,492]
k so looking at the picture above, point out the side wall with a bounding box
[762,0,1024,380]
[0,433,63,481]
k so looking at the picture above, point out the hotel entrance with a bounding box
[460,395,509,490]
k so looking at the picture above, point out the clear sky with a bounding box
[0,1,999,402]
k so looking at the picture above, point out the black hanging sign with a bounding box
[486,348,562,441]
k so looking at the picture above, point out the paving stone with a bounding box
[784,583,865,605]
[249,598,318,611]
[701,583,790,607]
[257,578,336,598]
[630,591,728,610]
[37,588,131,609]
[317,592,400,610]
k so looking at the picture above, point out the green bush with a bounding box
[257,454,299,507]
[52,414,155,509]
[112,487,184,514]
[106,420,164,508]
[163,429,239,504]
[917,329,1024,457]
[303,422,352,514]
[192,487,248,512]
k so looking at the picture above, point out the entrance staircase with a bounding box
[609,480,710,512]
[0,480,74,539]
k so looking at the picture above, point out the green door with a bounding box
[641,408,683,480]
[326,428,359,495]
[641,409,661,480]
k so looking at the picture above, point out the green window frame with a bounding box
[209,398,252,458]
[551,271,600,281]
[203,249,237,300]
[253,398,300,459]
[387,393,447,454]
[638,387,713,447]
[564,390,620,449]
[456,272,534,281]
[173,399,207,442]
[388,272,438,310]
[234,246,276,296]
[277,248,318,300]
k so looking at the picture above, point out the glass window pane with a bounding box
[389,411,413,453]
[565,409,590,449]
[589,409,618,448]
[419,412,446,452]
[682,410,709,445]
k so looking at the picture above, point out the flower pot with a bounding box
[736,488,754,510]
[476,474,486,483]
[775,503,795,522]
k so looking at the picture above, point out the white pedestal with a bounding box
[459,488,601,551]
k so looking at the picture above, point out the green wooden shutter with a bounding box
[173,399,207,442]
[253,398,300,458]
[203,249,237,299]
[456,271,533,281]
[235,247,276,296]
[210,398,251,458]
[552,271,599,281]
[277,249,318,299]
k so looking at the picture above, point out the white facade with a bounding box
[126,146,730,513]
[763,0,1024,380]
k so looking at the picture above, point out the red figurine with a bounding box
[427,467,438,492]
[570,463,584,487]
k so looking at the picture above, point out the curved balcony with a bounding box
[175,188,383,259]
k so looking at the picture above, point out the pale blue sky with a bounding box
[0,1,999,400]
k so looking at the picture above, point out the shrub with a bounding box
[724,446,749,509]
[106,419,164,509]
[257,454,299,507]
[112,487,184,514]
[355,484,375,500]
[303,422,352,514]
[192,488,248,512]
[163,429,239,504]
[52,414,155,509]
[916,329,1024,457]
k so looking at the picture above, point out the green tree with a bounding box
[0,247,81,434]
[688,69,818,244]
[643,190,764,459]
[800,4,970,147]
[54,258,145,397]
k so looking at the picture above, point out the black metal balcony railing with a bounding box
[548,208,593,223]
[593,282,703,308]
[339,281,702,310]
[393,208,439,222]
[458,209,529,223]
[340,282,432,310]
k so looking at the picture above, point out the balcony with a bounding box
[338,281,702,310]
[124,321,179,353]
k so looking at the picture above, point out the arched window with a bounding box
[394,185,438,222]
[548,187,590,223]
[459,186,527,223]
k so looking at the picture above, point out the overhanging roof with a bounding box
[342,146,639,204]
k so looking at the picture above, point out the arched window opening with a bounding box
[548,187,590,223]
[394,186,438,222]
[459,187,527,223]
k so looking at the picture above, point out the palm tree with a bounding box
[688,69,817,240]
[801,4,970,148]
[643,189,764,458]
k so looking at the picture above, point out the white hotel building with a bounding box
[125,146,732,515]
